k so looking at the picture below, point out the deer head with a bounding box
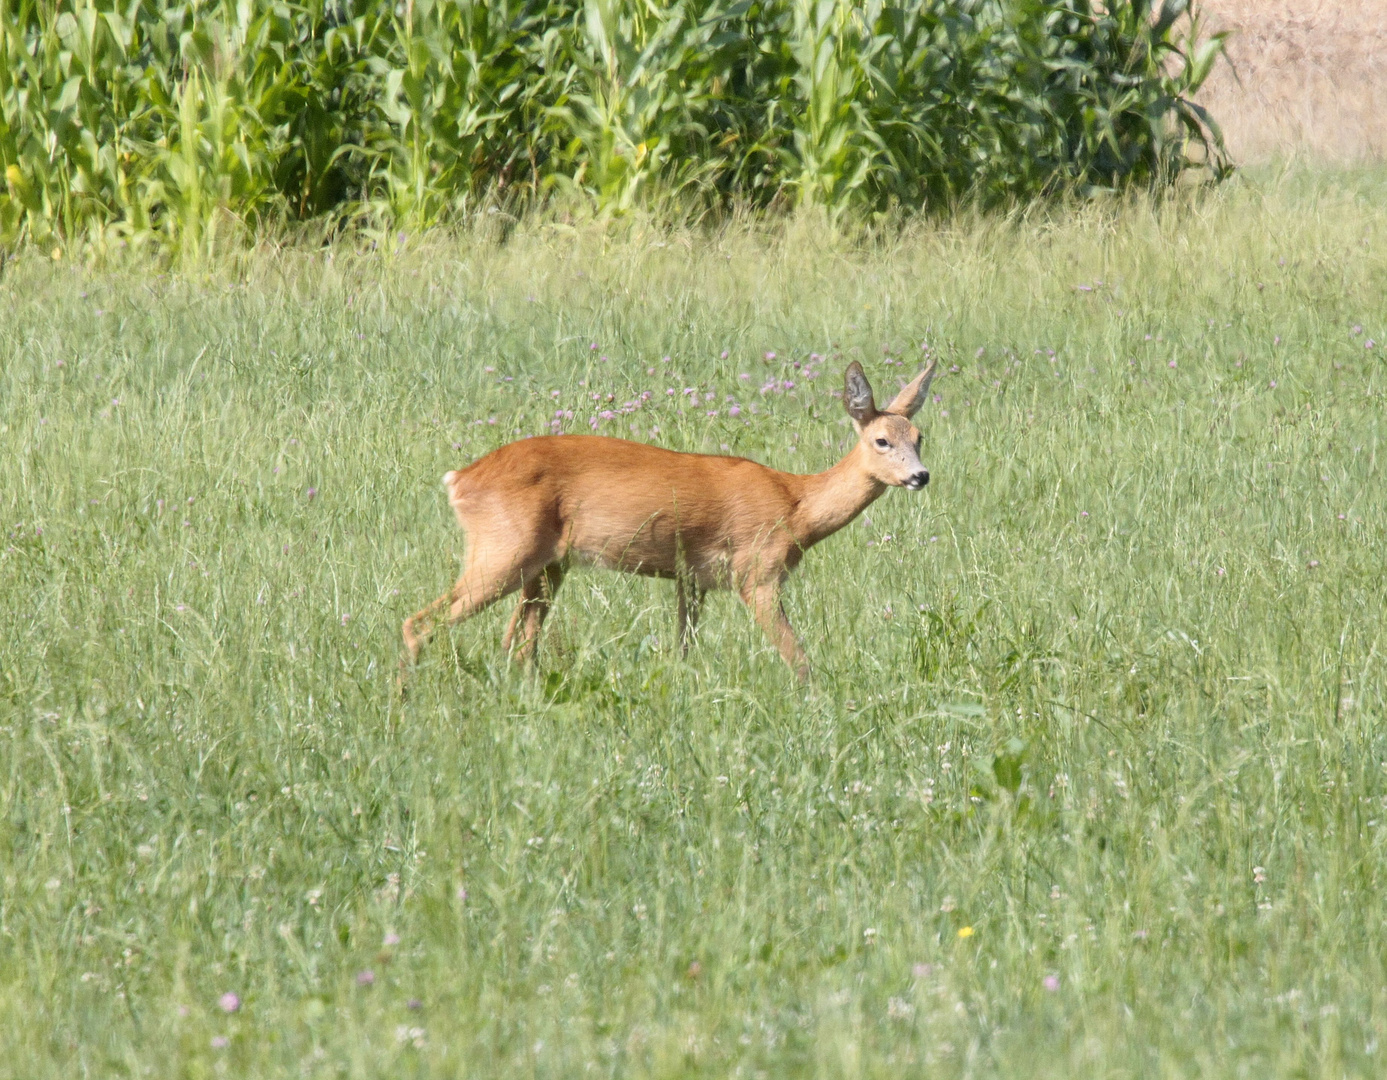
[843,360,937,490]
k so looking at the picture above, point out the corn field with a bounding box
[0,0,1228,251]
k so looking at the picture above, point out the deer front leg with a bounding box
[676,577,705,656]
[742,581,810,682]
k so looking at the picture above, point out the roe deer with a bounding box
[401,359,937,682]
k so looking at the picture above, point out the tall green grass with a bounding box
[0,0,1227,253]
[1,169,1385,1076]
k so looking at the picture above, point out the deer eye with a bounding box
[874,437,890,449]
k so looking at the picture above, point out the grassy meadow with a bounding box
[2,169,1387,1077]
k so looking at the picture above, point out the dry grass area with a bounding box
[1197,0,1387,162]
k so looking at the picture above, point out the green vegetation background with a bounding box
[1,0,1226,252]
[2,168,1386,1076]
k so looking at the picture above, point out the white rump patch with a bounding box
[442,471,457,490]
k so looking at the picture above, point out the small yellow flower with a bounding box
[957,926,974,939]
[52,247,62,261]
[5,164,20,186]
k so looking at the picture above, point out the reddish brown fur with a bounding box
[401,361,936,682]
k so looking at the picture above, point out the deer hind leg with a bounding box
[402,558,526,667]
[676,577,706,656]
[502,562,565,663]
[742,580,810,682]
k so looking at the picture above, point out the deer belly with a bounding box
[566,510,734,584]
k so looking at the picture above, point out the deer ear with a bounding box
[883,360,938,419]
[843,362,877,426]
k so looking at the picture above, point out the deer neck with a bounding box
[790,442,886,549]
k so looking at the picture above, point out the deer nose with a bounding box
[908,470,929,489]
